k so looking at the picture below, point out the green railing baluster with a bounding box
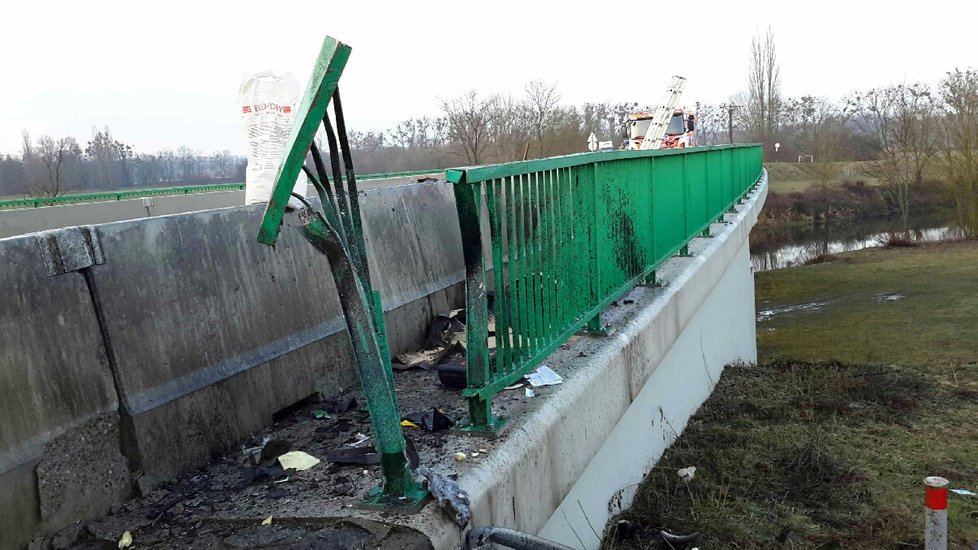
[531,171,544,350]
[486,181,509,380]
[507,175,523,366]
[542,169,556,340]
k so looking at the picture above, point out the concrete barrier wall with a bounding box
[0,180,465,548]
[0,232,126,545]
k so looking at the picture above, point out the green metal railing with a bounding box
[0,170,447,211]
[448,144,763,432]
[358,168,446,181]
[0,183,246,210]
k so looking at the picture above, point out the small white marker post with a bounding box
[924,476,949,550]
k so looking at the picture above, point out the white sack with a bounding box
[239,70,306,208]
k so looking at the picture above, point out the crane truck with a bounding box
[622,76,696,150]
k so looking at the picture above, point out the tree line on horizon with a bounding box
[0,128,245,199]
[2,30,975,237]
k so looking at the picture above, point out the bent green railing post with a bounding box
[296,213,418,497]
[448,171,499,433]
[254,35,424,509]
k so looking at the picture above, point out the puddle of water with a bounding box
[757,301,828,322]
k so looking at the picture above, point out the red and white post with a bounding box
[924,476,949,550]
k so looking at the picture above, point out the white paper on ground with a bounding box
[277,450,321,471]
[524,365,563,387]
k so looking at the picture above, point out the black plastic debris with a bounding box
[659,530,700,548]
[426,311,466,349]
[324,446,381,465]
[402,408,455,432]
[314,418,354,435]
[614,520,638,541]
[260,439,293,463]
[437,360,467,389]
[323,397,358,414]
[242,465,293,483]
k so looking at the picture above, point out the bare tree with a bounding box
[19,129,44,194]
[693,103,726,146]
[211,150,233,180]
[85,127,133,188]
[783,95,854,190]
[856,83,939,223]
[176,145,201,182]
[32,136,82,197]
[524,81,561,157]
[487,94,531,162]
[441,90,496,165]
[939,68,978,236]
[159,150,177,183]
[743,28,782,158]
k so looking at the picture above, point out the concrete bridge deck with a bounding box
[2,170,765,548]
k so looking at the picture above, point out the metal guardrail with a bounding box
[358,169,445,181]
[448,144,763,432]
[0,183,246,210]
[0,169,448,211]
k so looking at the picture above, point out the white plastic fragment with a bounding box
[951,488,977,497]
[347,433,370,447]
[261,516,273,526]
[453,452,467,462]
[277,451,321,471]
[525,365,563,387]
[118,531,133,549]
[678,466,696,481]
[525,387,536,398]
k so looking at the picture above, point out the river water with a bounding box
[750,214,964,272]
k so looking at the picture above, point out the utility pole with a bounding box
[725,104,740,144]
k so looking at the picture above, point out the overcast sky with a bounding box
[1,0,974,156]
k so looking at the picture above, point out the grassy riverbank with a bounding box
[760,162,952,226]
[604,240,978,548]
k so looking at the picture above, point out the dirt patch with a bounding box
[31,366,534,549]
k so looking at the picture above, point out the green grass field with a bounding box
[606,241,978,548]
[764,160,948,194]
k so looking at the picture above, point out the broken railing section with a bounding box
[256,35,425,508]
[449,145,763,432]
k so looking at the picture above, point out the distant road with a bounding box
[0,171,450,239]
